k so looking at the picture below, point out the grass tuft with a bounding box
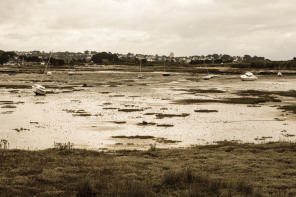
[76,180,97,197]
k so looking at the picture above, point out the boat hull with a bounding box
[240,72,257,81]
[32,84,46,96]
[240,75,258,81]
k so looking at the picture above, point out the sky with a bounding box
[0,0,295,60]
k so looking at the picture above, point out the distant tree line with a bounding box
[0,51,17,64]
[91,52,119,64]
[231,59,296,70]
[0,50,73,66]
[1,49,296,70]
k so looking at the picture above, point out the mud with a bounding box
[1,69,296,150]
[194,109,218,113]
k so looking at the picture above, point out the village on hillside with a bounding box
[1,50,266,67]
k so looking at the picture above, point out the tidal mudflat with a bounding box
[1,71,296,150]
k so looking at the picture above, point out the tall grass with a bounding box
[162,168,262,197]
[76,180,97,197]
[76,178,155,197]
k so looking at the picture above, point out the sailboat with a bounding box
[138,59,143,78]
[67,55,74,75]
[240,72,258,81]
[202,59,218,80]
[277,59,292,77]
[32,51,53,95]
[46,57,52,76]
[162,59,170,76]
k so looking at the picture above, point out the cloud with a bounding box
[0,0,295,59]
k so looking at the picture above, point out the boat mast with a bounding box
[42,50,53,81]
[140,59,142,74]
[203,59,209,75]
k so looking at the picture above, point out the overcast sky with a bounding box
[0,0,295,60]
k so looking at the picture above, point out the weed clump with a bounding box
[161,169,262,196]
[76,180,97,197]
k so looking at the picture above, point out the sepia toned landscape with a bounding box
[1,0,296,196]
[1,64,296,196]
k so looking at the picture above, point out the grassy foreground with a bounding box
[0,141,296,197]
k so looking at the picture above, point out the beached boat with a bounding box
[240,72,258,81]
[202,60,218,80]
[67,56,74,76]
[32,84,46,95]
[203,75,218,80]
[32,51,52,95]
[162,60,170,76]
[138,60,143,78]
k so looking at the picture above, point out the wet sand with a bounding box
[1,69,296,150]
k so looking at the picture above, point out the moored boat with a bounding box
[32,84,46,95]
[162,60,170,76]
[240,72,258,81]
[162,72,170,76]
[203,75,218,80]
[32,51,53,95]
[138,60,143,78]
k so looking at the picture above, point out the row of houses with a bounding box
[117,53,247,64]
[16,51,93,61]
[13,51,264,65]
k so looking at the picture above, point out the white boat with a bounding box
[32,51,53,95]
[202,60,217,80]
[240,72,258,81]
[32,84,46,95]
[138,60,143,78]
[277,72,282,77]
[67,56,74,76]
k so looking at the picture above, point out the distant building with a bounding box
[170,52,174,58]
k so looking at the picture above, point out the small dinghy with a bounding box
[240,72,258,81]
[32,84,46,95]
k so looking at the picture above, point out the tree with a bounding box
[25,56,42,62]
[213,54,220,60]
[43,57,65,66]
[221,54,233,63]
[91,52,119,64]
[243,55,252,62]
[0,51,17,64]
